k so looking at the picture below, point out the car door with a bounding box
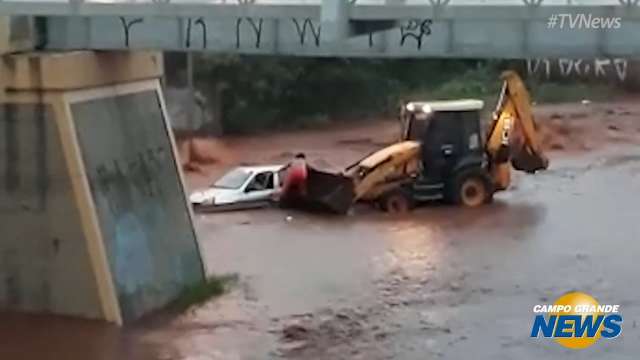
[242,171,275,203]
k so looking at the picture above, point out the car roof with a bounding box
[407,99,484,112]
[234,164,283,173]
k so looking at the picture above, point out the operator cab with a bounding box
[402,99,484,143]
[399,99,490,205]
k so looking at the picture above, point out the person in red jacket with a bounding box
[281,153,308,201]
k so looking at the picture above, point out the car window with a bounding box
[263,172,274,189]
[213,168,252,189]
[246,171,274,192]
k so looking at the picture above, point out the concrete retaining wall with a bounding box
[70,88,204,321]
[0,103,103,318]
[526,58,640,88]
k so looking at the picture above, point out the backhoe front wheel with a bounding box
[451,171,492,207]
[380,189,414,213]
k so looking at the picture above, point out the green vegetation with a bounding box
[169,273,238,311]
[192,56,622,134]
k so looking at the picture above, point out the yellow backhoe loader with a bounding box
[284,70,549,214]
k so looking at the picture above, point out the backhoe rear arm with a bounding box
[485,71,549,190]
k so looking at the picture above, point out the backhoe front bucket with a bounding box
[281,166,355,214]
[511,146,549,173]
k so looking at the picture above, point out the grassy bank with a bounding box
[169,274,238,311]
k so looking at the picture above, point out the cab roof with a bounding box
[406,99,484,112]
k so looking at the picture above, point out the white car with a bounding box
[189,165,284,210]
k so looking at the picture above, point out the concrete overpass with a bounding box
[2,0,640,58]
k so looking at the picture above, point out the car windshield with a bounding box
[213,168,252,189]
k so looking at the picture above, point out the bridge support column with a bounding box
[0,51,205,324]
[320,0,350,44]
[0,16,35,54]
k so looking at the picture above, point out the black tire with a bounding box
[450,169,492,207]
[379,189,414,213]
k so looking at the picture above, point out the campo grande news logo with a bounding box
[530,292,623,349]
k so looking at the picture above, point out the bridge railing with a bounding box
[0,0,633,6]
[0,0,638,20]
[2,0,639,57]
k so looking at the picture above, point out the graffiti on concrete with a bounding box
[119,17,144,48]
[185,18,207,49]
[113,211,154,298]
[110,16,439,51]
[527,58,628,82]
[93,146,166,217]
[92,150,167,310]
[292,18,321,47]
[400,19,433,50]
[236,17,264,49]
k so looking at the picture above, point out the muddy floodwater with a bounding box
[3,144,639,360]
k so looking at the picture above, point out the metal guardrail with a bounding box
[0,0,634,3]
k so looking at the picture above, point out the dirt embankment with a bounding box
[535,101,640,152]
[175,100,640,188]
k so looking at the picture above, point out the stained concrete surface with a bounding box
[1,144,639,360]
[71,90,204,321]
[0,104,103,318]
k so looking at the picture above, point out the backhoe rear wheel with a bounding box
[451,170,492,207]
[380,189,413,213]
